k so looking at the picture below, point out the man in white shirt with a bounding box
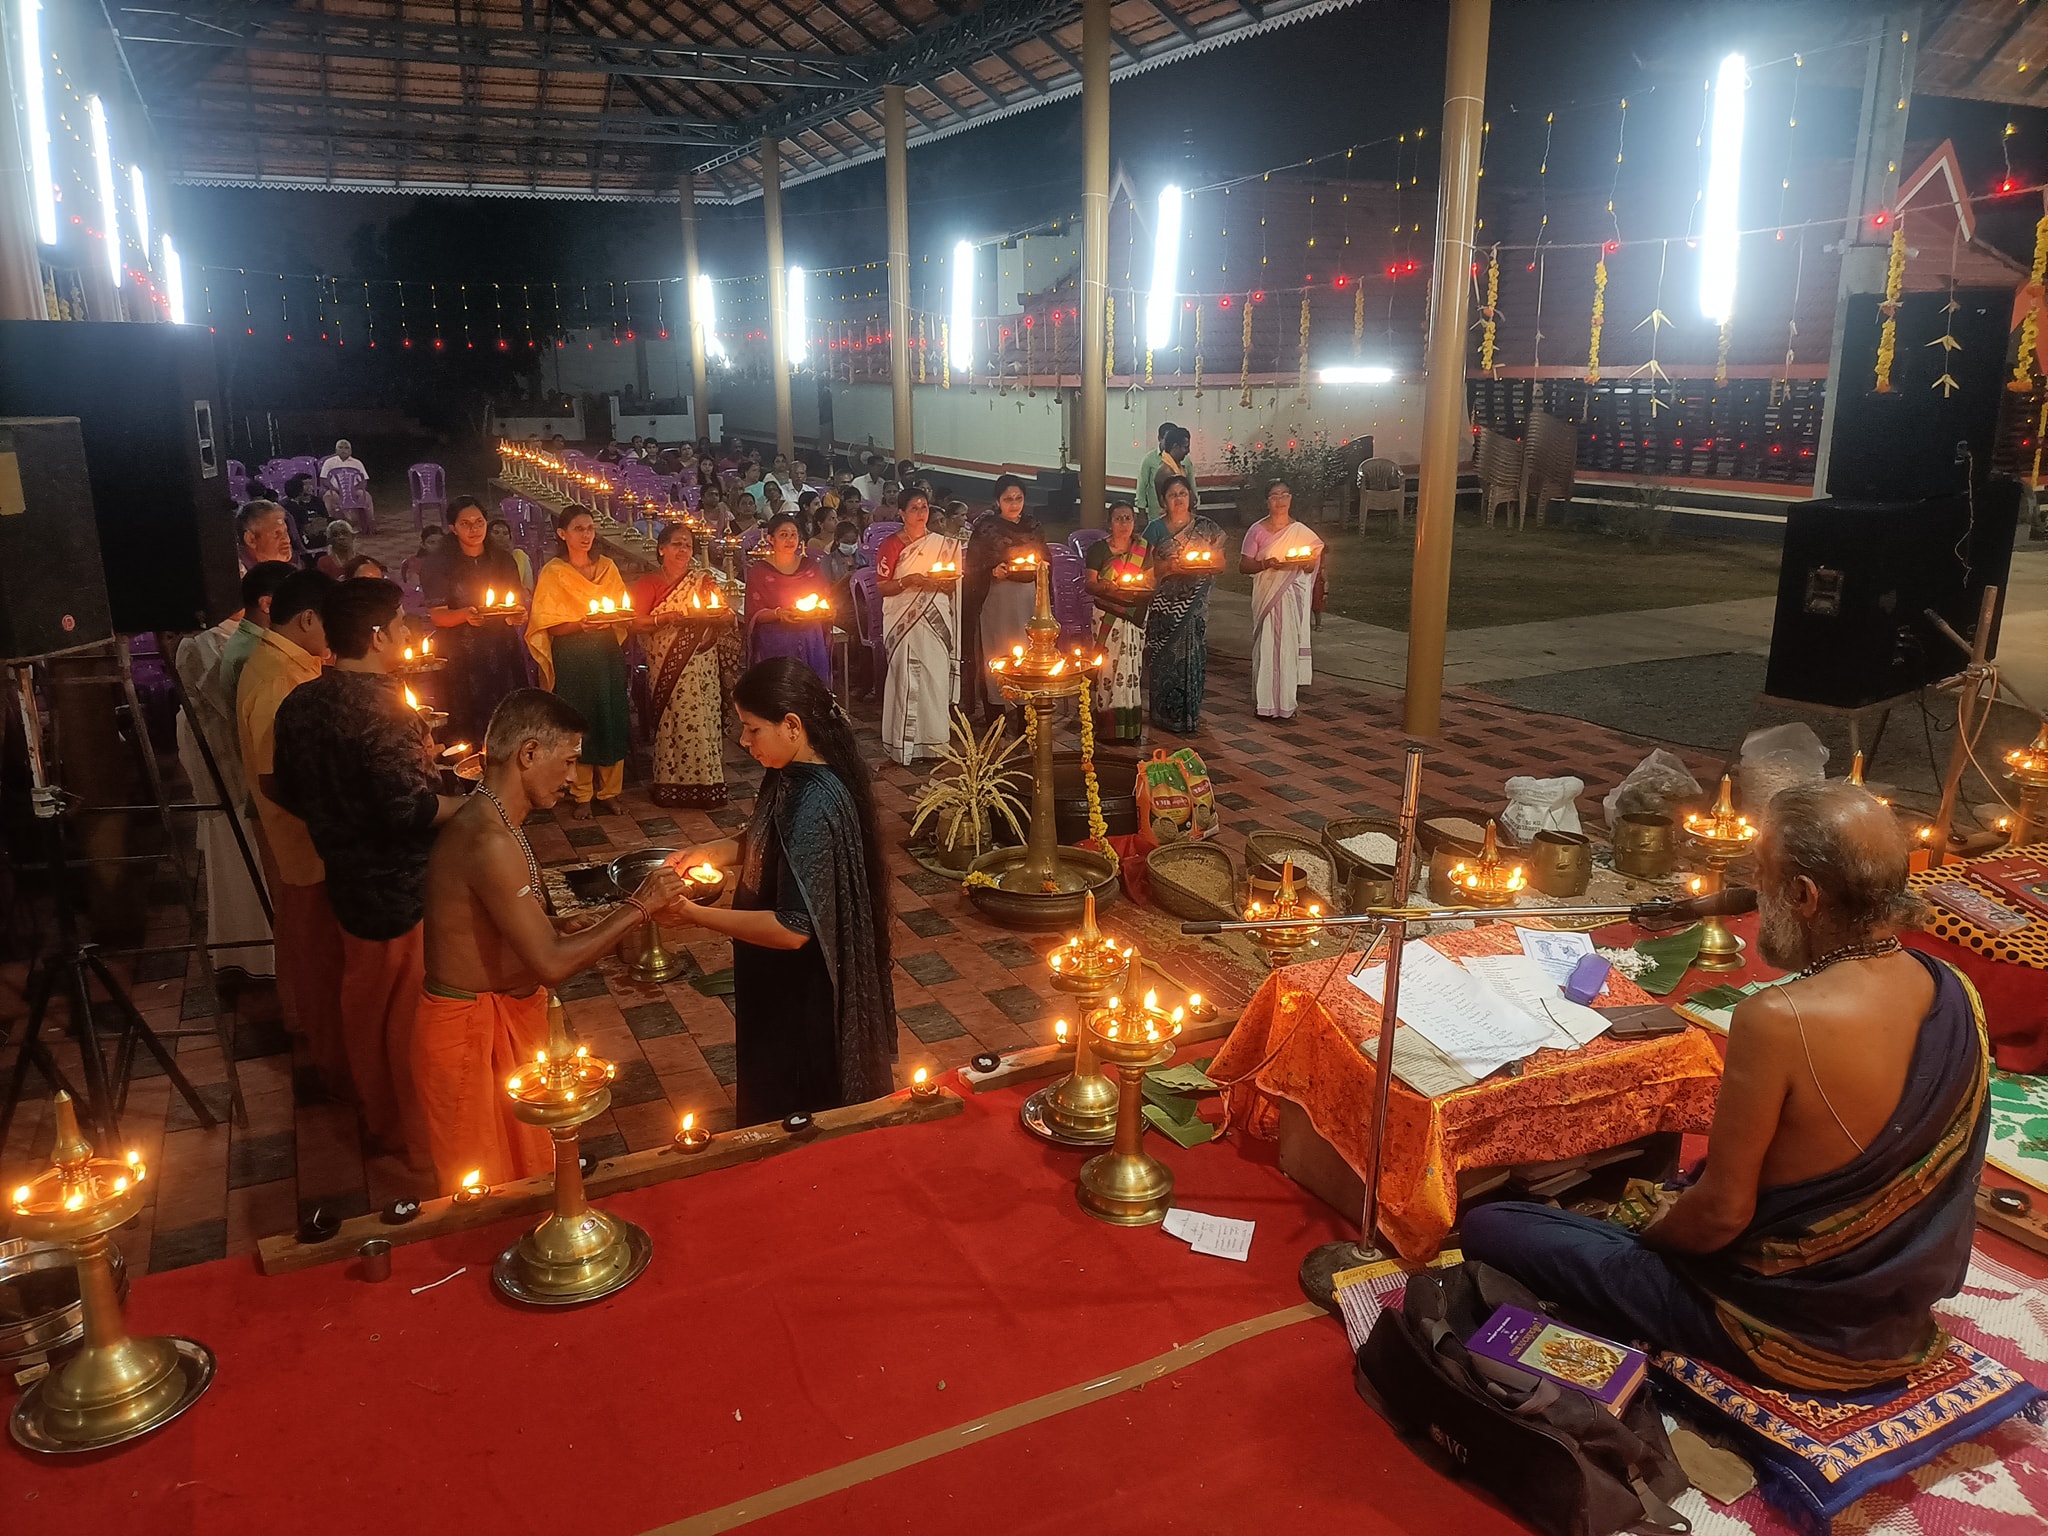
[850,453,887,509]
[319,438,376,528]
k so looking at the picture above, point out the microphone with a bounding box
[1631,886,1757,926]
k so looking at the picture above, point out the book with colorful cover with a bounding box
[1466,1304,1647,1412]
[1969,857,2048,922]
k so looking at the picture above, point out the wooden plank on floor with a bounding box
[256,1089,963,1276]
[1977,1181,2048,1259]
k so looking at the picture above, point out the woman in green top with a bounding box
[528,506,632,815]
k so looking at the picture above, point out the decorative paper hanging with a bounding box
[1353,282,1366,357]
[1193,304,1204,398]
[941,319,951,389]
[1585,255,1608,383]
[917,313,927,384]
[1478,244,1499,375]
[1931,230,1964,398]
[1714,320,1732,386]
[1239,291,1254,408]
[1874,222,1905,393]
[2011,204,2047,394]
[1296,297,1311,403]
[1104,293,1114,382]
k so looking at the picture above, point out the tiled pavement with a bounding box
[0,645,1723,1279]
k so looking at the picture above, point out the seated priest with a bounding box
[1462,782,1989,1392]
[414,690,685,1194]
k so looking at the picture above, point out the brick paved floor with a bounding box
[0,648,1718,1277]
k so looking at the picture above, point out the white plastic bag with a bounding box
[1601,750,1703,828]
[1501,775,1586,843]
[1739,722,1829,811]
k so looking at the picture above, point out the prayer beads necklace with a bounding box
[1795,936,1902,979]
[479,785,543,903]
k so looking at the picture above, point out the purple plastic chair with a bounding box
[409,464,447,534]
[1049,545,1092,647]
[740,526,766,554]
[849,567,888,692]
[1069,528,1109,558]
[326,465,374,534]
[860,521,902,559]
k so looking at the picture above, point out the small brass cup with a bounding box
[1529,830,1592,897]
[1612,813,1675,879]
[1346,865,1396,913]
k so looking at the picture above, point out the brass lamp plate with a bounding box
[10,1336,216,1455]
[491,1217,652,1308]
[1019,1085,1118,1148]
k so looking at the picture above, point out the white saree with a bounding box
[1243,518,1323,720]
[881,532,963,765]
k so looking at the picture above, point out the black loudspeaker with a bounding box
[0,322,238,632]
[1763,481,2020,709]
[1824,288,2009,501]
[0,419,116,662]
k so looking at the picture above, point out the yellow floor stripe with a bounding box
[643,1301,1329,1535]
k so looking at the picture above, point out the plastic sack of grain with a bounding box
[1600,750,1703,828]
[1739,722,1829,812]
[1501,775,1586,843]
[1136,751,1194,851]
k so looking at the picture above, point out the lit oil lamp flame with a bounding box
[403,645,415,661]
[1142,988,1159,1011]
[794,593,825,613]
[456,1168,484,1202]
[13,1184,31,1206]
[688,863,721,883]
[404,685,421,711]
[1055,1019,1068,1043]
[485,588,495,607]
[681,1112,694,1133]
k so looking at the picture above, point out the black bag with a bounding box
[1356,1261,1691,1536]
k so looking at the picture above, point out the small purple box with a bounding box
[1563,953,1611,1005]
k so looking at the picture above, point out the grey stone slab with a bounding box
[899,1003,966,1044]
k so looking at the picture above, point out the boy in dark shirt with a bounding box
[274,578,467,1167]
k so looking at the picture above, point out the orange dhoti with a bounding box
[339,923,433,1169]
[272,876,351,1100]
[410,985,553,1195]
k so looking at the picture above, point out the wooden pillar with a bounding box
[761,134,795,462]
[884,86,914,467]
[680,174,710,443]
[1401,0,1491,737]
[1077,0,1111,529]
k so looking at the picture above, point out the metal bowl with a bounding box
[962,846,1120,930]
[0,1236,127,1368]
[605,848,678,901]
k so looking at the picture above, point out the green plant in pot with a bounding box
[911,710,1030,872]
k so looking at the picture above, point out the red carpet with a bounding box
[11,1070,1525,1536]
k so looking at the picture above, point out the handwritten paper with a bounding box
[1516,927,1596,987]
[1161,1208,1255,1261]
[1349,942,1553,1078]
[1361,1029,1480,1097]
[1461,954,1612,1050]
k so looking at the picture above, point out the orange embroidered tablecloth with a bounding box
[1211,926,1725,1261]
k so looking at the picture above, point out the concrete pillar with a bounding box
[680,174,710,443]
[1813,13,1919,498]
[761,134,795,462]
[1077,0,1111,528]
[0,17,46,320]
[884,86,915,468]
[1401,0,1491,737]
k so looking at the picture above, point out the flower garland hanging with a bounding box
[1104,293,1115,382]
[1193,303,1204,397]
[916,313,927,384]
[1353,283,1366,357]
[2010,205,2047,394]
[1239,292,1255,407]
[1296,297,1312,403]
[1585,254,1608,382]
[940,319,951,389]
[1874,221,1906,393]
[1714,320,1732,386]
[1478,244,1500,375]
[1074,676,1111,855]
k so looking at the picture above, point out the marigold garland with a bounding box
[1586,255,1608,383]
[1145,345,1154,384]
[1104,292,1115,381]
[1296,297,1311,402]
[1239,292,1255,407]
[1478,245,1500,375]
[1075,675,1111,853]
[1353,283,1366,356]
[1874,222,1906,394]
[2011,208,2047,394]
[941,319,952,388]
[1714,319,1732,386]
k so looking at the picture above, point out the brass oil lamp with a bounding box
[1680,774,1759,972]
[492,995,652,1305]
[1075,955,1184,1226]
[1242,858,1325,969]
[1444,821,1527,909]
[9,1092,214,1453]
[2006,723,2048,847]
[1021,888,1129,1148]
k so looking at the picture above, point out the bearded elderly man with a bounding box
[1463,782,1989,1392]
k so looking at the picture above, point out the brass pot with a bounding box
[1612,813,1676,879]
[1425,834,1485,905]
[1529,830,1592,897]
[1345,866,1397,913]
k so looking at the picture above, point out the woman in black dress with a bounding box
[665,657,897,1123]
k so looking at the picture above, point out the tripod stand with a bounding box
[1,653,219,1149]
